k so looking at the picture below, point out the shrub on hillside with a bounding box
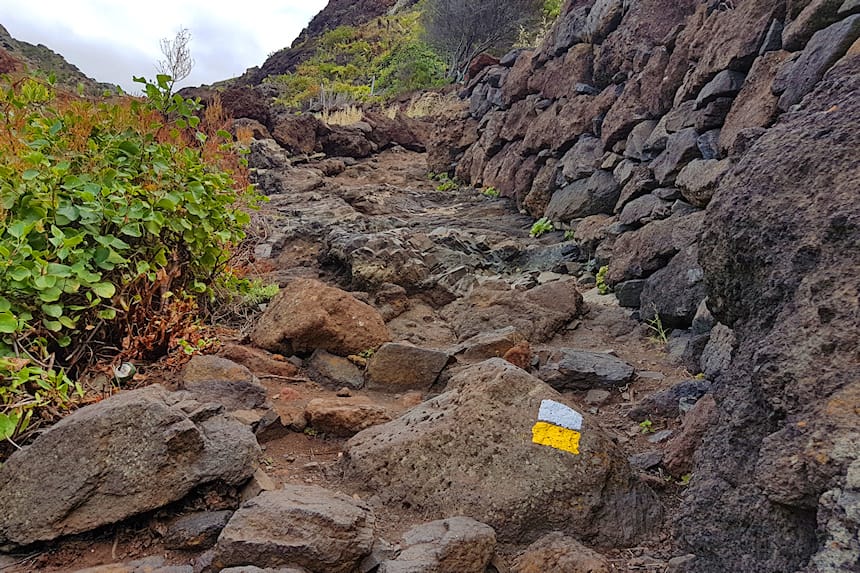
[0,73,259,442]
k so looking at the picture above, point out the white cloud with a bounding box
[0,1,328,92]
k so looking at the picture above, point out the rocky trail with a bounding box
[0,146,704,573]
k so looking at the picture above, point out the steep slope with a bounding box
[245,0,420,84]
[0,23,114,93]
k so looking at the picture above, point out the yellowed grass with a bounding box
[317,105,364,126]
[404,92,462,118]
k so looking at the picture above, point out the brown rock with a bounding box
[466,53,501,82]
[502,50,537,106]
[675,158,733,208]
[307,349,365,389]
[180,355,268,412]
[305,398,391,437]
[782,0,846,50]
[213,486,375,573]
[321,125,376,158]
[528,44,594,100]
[270,113,328,155]
[220,86,271,126]
[442,280,586,343]
[218,343,299,379]
[513,532,610,573]
[503,341,532,370]
[453,327,527,361]
[250,278,390,357]
[719,51,790,153]
[663,394,718,476]
[573,214,614,251]
[366,343,450,391]
[379,517,496,573]
[523,158,560,217]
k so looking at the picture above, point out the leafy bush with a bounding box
[596,265,611,295]
[0,73,259,442]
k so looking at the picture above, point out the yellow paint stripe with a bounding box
[531,421,581,455]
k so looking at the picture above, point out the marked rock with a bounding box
[213,486,375,573]
[366,343,450,391]
[536,349,635,390]
[250,278,390,357]
[378,516,496,573]
[344,359,659,544]
[0,385,259,548]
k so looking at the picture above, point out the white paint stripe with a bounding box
[538,400,583,431]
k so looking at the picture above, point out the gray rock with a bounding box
[694,98,734,131]
[628,451,664,470]
[305,398,391,437]
[627,379,713,422]
[647,429,674,444]
[307,349,365,389]
[775,15,860,110]
[0,386,259,548]
[367,343,450,391]
[640,245,707,328]
[249,139,291,170]
[585,0,625,43]
[559,136,605,181]
[760,19,784,54]
[585,389,612,405]
[545,170,621,222]
[643,115,670,153]
[695,71,747,109]
[624,120,659,161]
[536,348,635,390]
[652,128,701,185]
[653,187,681,201]
[344,359,660,544]
[691,299,716,336]
[618,194,672,227]
[675,159,733,208]
[213,486,375,573]
[614,279,646,308]
[378,517,496,573]
[181,356,267,412]
[700,323,735,380]
[696,129,722,160]
[220,568,308,573]
[782,0,846,51]
[840,0,860,15]
[164,511,233,550]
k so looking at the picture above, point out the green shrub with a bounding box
[596,265,611,295]
[0,73,259,441]
[530,217,554,238]
[481,186,500,198]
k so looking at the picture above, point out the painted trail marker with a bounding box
[532,399,582,455]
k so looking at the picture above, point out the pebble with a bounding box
[647,429,674,443]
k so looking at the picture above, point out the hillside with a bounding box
[0,23,114,94]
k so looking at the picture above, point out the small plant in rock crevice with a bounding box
[529,217,554,238]
[645,304,670,345]
[639,419,654,434]
[563,229,575,241]
[596,265,611,294]
[481,186,500,198]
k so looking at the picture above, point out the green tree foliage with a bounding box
[267,11,447,109]
[423,0,542,80]
[0,72,259,443]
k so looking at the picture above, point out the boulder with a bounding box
[618,194,672,227]
[250,278,390,357]
[270,113,327,155]
[640,245,707,328]
[305,398,391,437]
[378,517,496,573]
[699,323,735,380]
[694,70,746,109]
[606,212,704,285]
[719,51,790,154]
[545,171,621,222]
[536,349,635,390]
[218,344,300,379]
[512,532,610,573]
[782,0,847,50]
[180,356,268,412]
[321,126,376,158]
[344,360,661,544]
[675,159,732,208]
[624,120,659,161]
[651,128,701,185]
[559,136,605,182]
[774,15,860,110]
[214,486,375,573]
[451,327,527,361]
[614,280,647,308]
[0,386,259,547]
[441,280,586,343]
[366,343,450,391]
[307,349,365,389]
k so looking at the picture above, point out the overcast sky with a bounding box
[0,1,328,92]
